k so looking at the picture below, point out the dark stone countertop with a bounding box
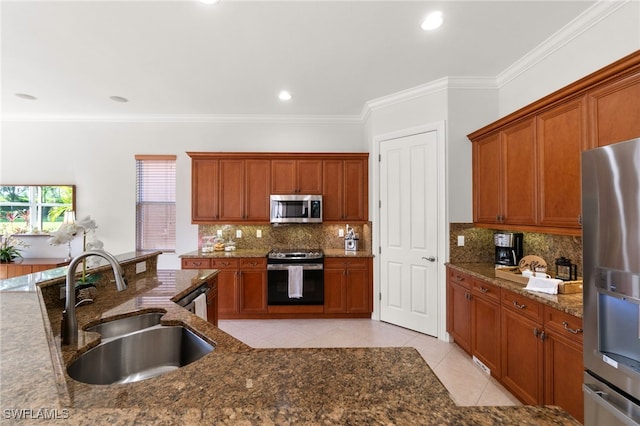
[180,248,374,259]
[0,257,578,424]
[447,262,583,318]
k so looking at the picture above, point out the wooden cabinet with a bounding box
[536,96,587,229]
[543,306,584,423]
[181,257,266,318]
[471,279,501,377]
[588,71,640,147]
[191,159,219,222]
[469,50,640,236]
[472,118,536,226]
[238,258,267,314]
[323,158,368,222]
[210,259,240,316]
[206,277,218,327]
[0,259,68,279]
[324,257,372,314]
[271,159,323,194]
[501,290,545,405]
[446,268,473,354]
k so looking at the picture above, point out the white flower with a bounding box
[48,223,78,245]
[86,238,104,251]
[75,216,98,232]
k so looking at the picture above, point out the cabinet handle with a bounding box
[465,292,472,301]
[513,300,526,309]
[540,331,546,341]
[533,327,540,338]
[562,321,583,334]
[479,287,489,294]
[455,275,465,282]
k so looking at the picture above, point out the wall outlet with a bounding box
[236,230,242,238]
[136,261,146,274]
[457,235,465,246]
[256,230,262,238]
[217,230,223,237]
[338,229,344,237]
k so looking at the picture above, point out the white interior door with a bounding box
[379,131,439,336]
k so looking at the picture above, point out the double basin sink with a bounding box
[67,312,214,385]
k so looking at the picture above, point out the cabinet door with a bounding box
[501,307,544,404]
[544,330,584,423]
[345,259,371,313]
[342,159,367,221]
[207,279,218,327]
[322,159,344,221]
[271,159,297,194]
[472,290,501,377]
[239,258,267,313]
[447,279,472,354]
[324,267,346,313]
[296,159,323,194]
[473,133,502,224]
[192,159,219,222]
[218,159,245,221]
[537,97,586,228]
[216,270,239,315]
[245,159,271,221]
[502,118,537,225]
[181,258,212,269]
[588,72,640,147]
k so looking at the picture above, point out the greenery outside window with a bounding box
[135,155,176,252]
[0,185,75,234]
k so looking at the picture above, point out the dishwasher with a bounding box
[175,284,209,320]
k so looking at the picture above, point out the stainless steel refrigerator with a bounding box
[582,138,640,425]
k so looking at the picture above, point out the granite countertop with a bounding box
[0,257,578,424]
[447,262,583,318]
[181,248,374,258]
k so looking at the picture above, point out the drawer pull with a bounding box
[562,321,583,334]
[513,300,526,309]
[479,287,489,294]
[456,275,465,281]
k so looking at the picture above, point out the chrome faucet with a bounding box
[61,250,127,345]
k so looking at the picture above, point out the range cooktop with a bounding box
[267,249,323,260]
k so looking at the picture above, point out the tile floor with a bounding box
[218,318,521,407]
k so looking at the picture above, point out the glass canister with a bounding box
[555,257,577,281]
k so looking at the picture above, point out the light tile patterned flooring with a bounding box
[218,318,521,407]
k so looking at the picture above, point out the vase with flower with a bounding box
[0,233,29,263]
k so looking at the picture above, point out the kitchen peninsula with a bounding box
[0,251,580,424]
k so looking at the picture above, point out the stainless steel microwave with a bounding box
[270,195,322,224]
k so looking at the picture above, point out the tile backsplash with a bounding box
[449,223,583,276]
[198,223,372,253]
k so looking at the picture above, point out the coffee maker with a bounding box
[494,232,523,267]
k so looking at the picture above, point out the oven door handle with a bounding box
[267,264,324,271]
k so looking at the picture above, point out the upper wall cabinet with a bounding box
[271,159,323,194]
[188,153,369,224]
[469,50,640,236]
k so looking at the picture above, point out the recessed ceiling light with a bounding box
[15,93,37,100]
[278,90,293,101]
[199,0,220,5]
[421,11,444,31]
[109,95,129,103]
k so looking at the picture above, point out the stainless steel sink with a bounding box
[85,312,164,340]
[67,325,214,385]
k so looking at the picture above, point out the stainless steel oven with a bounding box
[582,139,640,425]
[267,249,324,305]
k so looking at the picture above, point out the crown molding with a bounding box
[0,113,363,125]
[497,0,629,88]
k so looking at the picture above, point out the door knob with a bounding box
[422,256,436,262]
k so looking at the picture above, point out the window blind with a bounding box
[135,155,177,252]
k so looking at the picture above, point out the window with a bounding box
[0,185,75,234]
[135,155,176,252]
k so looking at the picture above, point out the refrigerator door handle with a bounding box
[584,382,640,426]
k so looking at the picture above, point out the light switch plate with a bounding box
[136,261,146,274]
[457,235,465,246]
[217,230,223,237]
[236,230,242,238]
[256,230,262,238]
[338,229,344,237]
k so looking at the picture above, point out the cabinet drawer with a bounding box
[448,268,472,289]
[240,258,267,270]
[472,279,501,302]
[210,259,240,269]
[544,306,584,343]
[181,258,212,269]
[502,289,543,322]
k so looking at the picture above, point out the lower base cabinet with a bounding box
[324,257,372,314]
[446,266,584,423]
[0,259,68,279]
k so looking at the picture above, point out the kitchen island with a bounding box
[0,253,578,424]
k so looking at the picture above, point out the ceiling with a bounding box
[1,1,596,119]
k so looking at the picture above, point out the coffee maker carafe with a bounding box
[494,232,523,267]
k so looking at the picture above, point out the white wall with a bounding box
[1,120,364,268]
[498,0,640,116]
